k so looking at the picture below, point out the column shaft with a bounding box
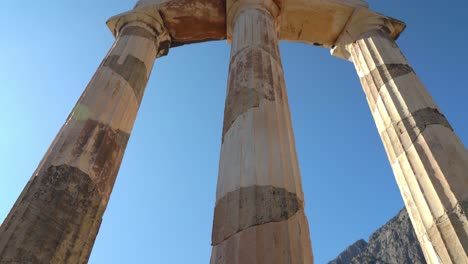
[349,29,468,264]
[211,4,313,264]
[0,21,164,263]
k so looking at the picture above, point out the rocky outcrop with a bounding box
[328,239,368,264]
[328,208,426,264]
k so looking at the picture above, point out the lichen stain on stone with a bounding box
[222,48,278,140]
[212,185,303,245]
[362,63,414,91]
[71,104,91,122]
[103,55,148,104]
[0,165,102,263]
[396,107,453,145]
[68,119,129,197]
[381,107,454,160]
[120,26,156,42]
[91,124,129,197]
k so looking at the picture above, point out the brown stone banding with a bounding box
[212,185,302,245]
[118,25,171,57]
[396,107,452,145]
[360,63,414,92]
[0,165,103,263]
[120,26,156,41]
[230,45,281,66]
[103,55,148,104]
[382,107,453,161]
[69,119,130,196]
[222,47,280,140]
[211,209,312,264]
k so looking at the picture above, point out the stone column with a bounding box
[210,1,313,263]
[332,10,468,264]
[0,13,170,263]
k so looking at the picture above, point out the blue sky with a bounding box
[1,1,467,263]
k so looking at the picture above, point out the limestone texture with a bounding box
[211,0,313,263]
[328,209,427,264]
[0,18,167,263]
[333,10,468,264]
[108,0,404,49]
[212,185,301,244]
[2,0,466,263]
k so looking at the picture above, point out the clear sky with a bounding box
[0,0,467,263]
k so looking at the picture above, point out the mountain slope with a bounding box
[328,208,426,264]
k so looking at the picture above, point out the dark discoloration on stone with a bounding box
[222,47,280,141]
[77,211,103,263]
[103,55,148,104]
[221,7,285,141]
[230,8,279,63]
[120,26,155,41]
[353,28,402,97]
[358,69,380,111]
[382,108,453,162]
[0,165,103,263]
[118,18,171,57]
[460,199,468,217]
[360,63,414,92]
[257,9,279,59]
[397,107,452,148]
[450,199,468,254]
[160,0,226,45]
[428,201,468,262]
[71,119,129,197]
[212,185,302,245]
[157,38,172,57]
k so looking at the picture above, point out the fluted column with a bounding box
[333,10,468,264]
[210,1,313,263]
[0,13,170,263]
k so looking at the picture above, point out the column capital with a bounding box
[110,10,171,57]
[226,0,281,42]
[331,8,405,61]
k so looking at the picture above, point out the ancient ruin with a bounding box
[0,0,467,263]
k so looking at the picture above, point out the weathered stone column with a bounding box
[210,1,313,263]
[333,10,468,264]
[0,13,170,263]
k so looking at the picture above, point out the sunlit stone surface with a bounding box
[0,13,169,263]
[1,0,466,263]
[333,9,468,264]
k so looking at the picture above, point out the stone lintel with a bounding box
[331,8,406,60]
[107,0,400,50]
